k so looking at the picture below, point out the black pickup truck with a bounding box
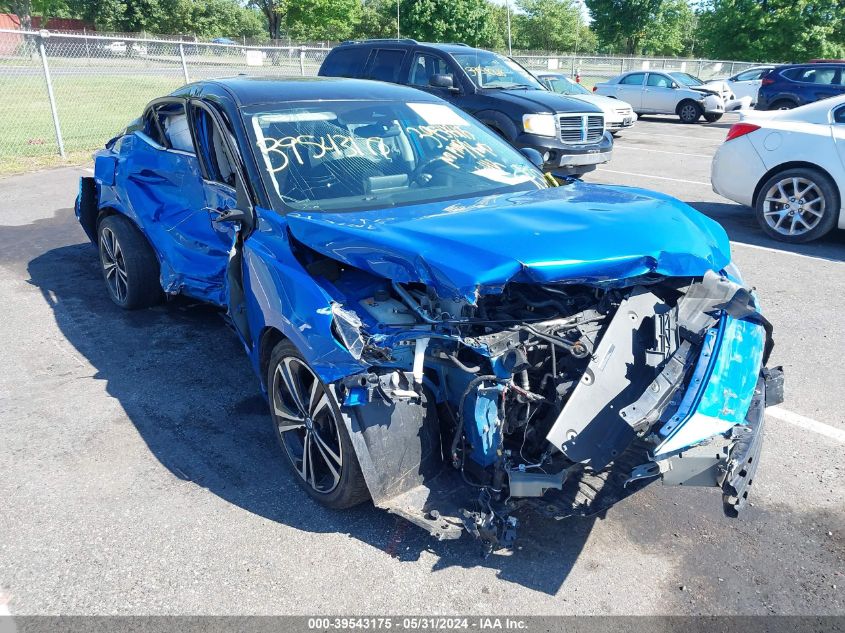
[318,40,613,178]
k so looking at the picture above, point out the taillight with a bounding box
[725,122,760,141]
[761,76,775,86]
[592,86,597,92]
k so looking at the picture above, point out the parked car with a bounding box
[669,71,733,103]
[756,62,845,110]
[534,71,636,135]
[716,65,776,105]
[594,70,725,123]
[318,39,612,178]
[712,95,845,243]
[76,77,782,550]
[211,37,237,45]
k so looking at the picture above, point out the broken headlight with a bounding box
[331,303,366,360]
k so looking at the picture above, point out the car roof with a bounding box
[178,76,442,107]
[335,39,486,55]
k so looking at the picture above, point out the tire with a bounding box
[678,101,702,123]
[704,113,723,123]
[770,100,795,111]
[97,214,162,309]
[267,340,369,509]
[754,167,839,243]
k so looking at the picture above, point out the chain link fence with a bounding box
[0,29,761,174]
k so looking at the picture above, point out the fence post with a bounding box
[571,56,575,76]
[179,43,190,83]
[37,31,65,158]
[299,47,306,76]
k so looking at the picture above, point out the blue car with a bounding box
[76,77,782,549]
[756,61,845,110]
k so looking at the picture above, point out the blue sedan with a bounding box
[76,77,782,549]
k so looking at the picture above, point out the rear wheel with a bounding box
[97,214,162,310]
[678,101,702,123]
[267,340,369,509]
[754,167,839,243]
[770,100,795,111]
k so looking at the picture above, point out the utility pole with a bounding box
[396,0,400,39]
[505,0,512,56]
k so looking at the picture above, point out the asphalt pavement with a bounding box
[0,112,843,616]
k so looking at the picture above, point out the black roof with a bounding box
[179,76,442,107]
[335,39,485,55]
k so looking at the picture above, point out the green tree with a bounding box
[584,0,663,54]
[398,0,493,47]
[352,0,397,39]
[249,0,288,39]
[697,0,845,61]
[640,0,697,55]
[514,0,581,51]
[286,0,361,41]
[164,0,266,38]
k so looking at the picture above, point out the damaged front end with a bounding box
[299,241,783,552]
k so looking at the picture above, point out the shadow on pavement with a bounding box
[690,201,845,263]
[4,207,613,595]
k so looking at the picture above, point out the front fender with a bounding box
[242,209,368,384]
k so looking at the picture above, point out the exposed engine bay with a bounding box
[300,243,781,553]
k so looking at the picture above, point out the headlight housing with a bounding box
[331,303,365,360]
[522,113,557,137]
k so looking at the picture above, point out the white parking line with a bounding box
[597,168,710,186]
[622,129,724,144]
[766,406,845,443]
[614,145,712,158]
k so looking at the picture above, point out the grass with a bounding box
[0,74,183,175]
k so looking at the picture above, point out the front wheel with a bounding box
[704,113,723,123]
[267,341,369,509]
[754,168,839,243]
[678,101,702,123]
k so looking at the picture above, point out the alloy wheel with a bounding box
[99,226,129,303]
[762,176,825,237]
[680,104,698,122]
[271,356,343,494]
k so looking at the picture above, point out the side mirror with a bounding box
[429,74,456,90]
[212,207,250,224]
[671,82,680,89]
[520,147,545,168]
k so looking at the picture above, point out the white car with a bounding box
[711,95,845,243]
[716,66,776,105]
[594,71,725,123]
[535,72,637,134]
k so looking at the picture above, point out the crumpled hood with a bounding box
[285,182,731,303]
[485,88,602,114]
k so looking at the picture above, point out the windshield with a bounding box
[245,100,548,213]
[670,72,704,86]
[451,51,545,89]
[542,75,591,95]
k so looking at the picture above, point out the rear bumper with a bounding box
[711,136,766,207]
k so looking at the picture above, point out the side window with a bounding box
[834,106,845,124]
[647,73,672,88]
[156,102,194,153]
[408,53,451,87]
[366,49,406,83]
[190,104,236,188]
[735,69,765,81]
[320,47,369,78]
[813,67,837,85]
[620,73,645,86]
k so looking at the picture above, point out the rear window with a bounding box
[366,49,406,83]
[320,47,370,78]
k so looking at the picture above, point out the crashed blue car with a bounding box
[76,77,783,550]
